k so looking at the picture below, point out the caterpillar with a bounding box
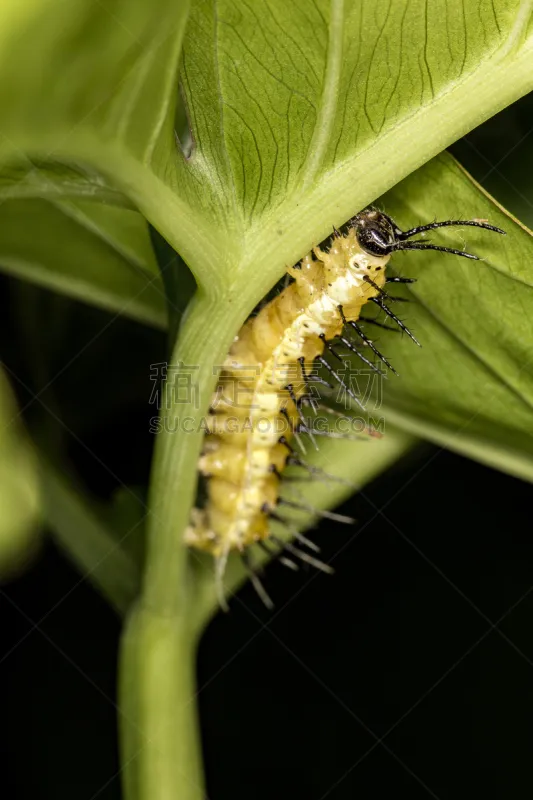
[185,209,505,607]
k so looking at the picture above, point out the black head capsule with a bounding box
[350,209,506,260]
[351,210,398,256]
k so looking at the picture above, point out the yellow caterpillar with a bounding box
[185,209,504,605]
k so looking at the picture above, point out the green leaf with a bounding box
[0,0,190,167]
[0,0,209,287]
[370,152,533,481]
[169,0,533,291]
[0,199,167,328]
[51,199,160,280]
[0,0,531,298]
[0,367,40,578]
[0,159,133,206]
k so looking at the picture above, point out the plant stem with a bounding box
[142,291,239,615]
[119,603,204,800]
[119,288,242,800]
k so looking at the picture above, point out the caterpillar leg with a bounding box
[215,546,231,612]
[184,507,214,549]
[185,510,232,610]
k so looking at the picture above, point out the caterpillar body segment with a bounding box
[184,226,390,560]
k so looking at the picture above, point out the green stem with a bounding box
[119,604,204,800]
[119,288,242,800]
[142,290,239,615]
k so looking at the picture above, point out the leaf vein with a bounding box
[300,0,345,187]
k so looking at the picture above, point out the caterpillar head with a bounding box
[351,210,400,257]
[350,208,505,260]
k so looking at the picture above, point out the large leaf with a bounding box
[0,198,167,327]
[0,0,206,276]
[0,0,531,294]
[178,0,533,239]
[372,152,533,481]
